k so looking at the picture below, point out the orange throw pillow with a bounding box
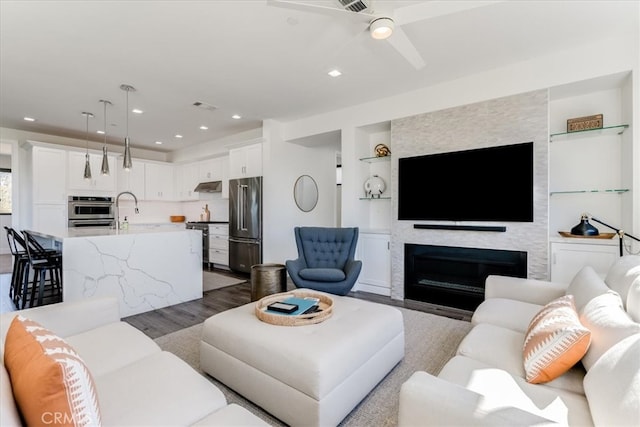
[523,295,591,383]
[3,315,102,427]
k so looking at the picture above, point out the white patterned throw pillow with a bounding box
[523,295,591,383]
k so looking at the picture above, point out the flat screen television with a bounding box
[398,142,534,222]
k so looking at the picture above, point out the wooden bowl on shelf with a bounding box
[170,215,186,223]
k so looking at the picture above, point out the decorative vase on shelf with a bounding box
[374,144,391,157]
[364,175,386,198]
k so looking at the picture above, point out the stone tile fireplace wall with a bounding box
[390,90,549,301]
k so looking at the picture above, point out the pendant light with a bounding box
[99,99,112,175]
[120,84,136,171]
[82,112,94,180]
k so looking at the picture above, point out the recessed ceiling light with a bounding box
[200,125,208,130]
[175,134,183,138]
[132,109,143,114]
[23,117,35,122]
[328,69,342,77]
[155,141,163,145]
[96,130,105,135]
[232,114,241,120]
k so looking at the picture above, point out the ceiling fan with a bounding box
[266,0,502,70]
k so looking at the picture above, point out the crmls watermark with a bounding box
[41,412,75,425]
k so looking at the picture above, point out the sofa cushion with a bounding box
[192,403,271,426]
[523,295,591,384]
[583,334,640,427]
[438,355,593,426]
[457,323,585,395]
[299,267,345,282]
[627,278,640,322]
[3,315,102,427]
[471,298,542,333]
[1,364,21,427]
[566,266,610,312]
[579,290,640,371]
[95,351,227,426]
[65,322,161,378]
[604,255,640,308]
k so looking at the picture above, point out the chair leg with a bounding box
[36,269,47,307]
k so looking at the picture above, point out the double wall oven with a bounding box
[68,196,115,227]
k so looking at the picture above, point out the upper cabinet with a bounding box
[229,143,262,179]
[198,157,224,182]
[175,162,200,201]
[67,151,117,193]
[32,146,67,204]
[144,162,175,201]
[116,159,146,198]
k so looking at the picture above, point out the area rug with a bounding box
[203,271,247,291]
[154,306,473,426]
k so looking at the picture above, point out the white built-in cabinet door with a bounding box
[198,157,223,182]
[67,151,116,192]
[144,162,174,201]
[175,163,200,201]
[33,204,67,232]
[116,159,146,199]
[550,240,619,284]
[33,146,67,204]
[355,232,391,296]
[229,144,262,179]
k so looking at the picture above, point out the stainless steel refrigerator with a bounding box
[229,176,262,273]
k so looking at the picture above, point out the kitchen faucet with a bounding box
[115,191,139,230]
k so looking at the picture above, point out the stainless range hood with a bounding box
[194,181,222,193]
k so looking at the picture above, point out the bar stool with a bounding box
[4,226,30,308]
[22,230,62,308]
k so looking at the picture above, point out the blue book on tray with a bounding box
[266,297,318,316]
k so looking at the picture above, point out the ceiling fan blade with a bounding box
[266,0,372,25]
[393,0,503,26]
[385,26,426,69]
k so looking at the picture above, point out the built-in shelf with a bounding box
[359,155,391,163]
[359,196,391,200]
[550,188,629,195]
[550,124,628,142]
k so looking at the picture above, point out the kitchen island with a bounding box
[27,227,202,317]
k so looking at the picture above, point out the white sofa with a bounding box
[0,297,268,426]
[399,255,640,426]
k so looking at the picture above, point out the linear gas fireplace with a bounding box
[405,244,527,311]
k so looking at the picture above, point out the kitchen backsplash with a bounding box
[117,197,229,224]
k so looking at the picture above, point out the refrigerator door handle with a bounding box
[237,184,249,232]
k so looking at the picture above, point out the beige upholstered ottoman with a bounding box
[200,289,405,427]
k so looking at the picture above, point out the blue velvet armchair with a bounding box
[285,226,362,296]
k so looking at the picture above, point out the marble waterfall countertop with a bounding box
[28,227,203,317]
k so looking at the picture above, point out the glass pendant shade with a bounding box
[82,112,93,180]
[120,84,136,171]
[100,99,111,175]
[101,145,110,175]
[84,153,92,180]
[123,137,132,170]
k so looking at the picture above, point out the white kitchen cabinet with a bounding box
[144,162,174,201]
[550,239,619,284]
[354,232,391,296]
[229,143,262,179]
[208,224,229,267]
[32,204,67,232]
[67,151,116,193]
[221,156,229,199]
[116,159,145,199]
[175,162,200,201]
[32,146,67,204]
[198,157,223,182]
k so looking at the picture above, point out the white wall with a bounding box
[261,33,638,278]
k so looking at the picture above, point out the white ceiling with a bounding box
[0,1,636,153]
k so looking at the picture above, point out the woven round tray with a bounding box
[255,290,333,326]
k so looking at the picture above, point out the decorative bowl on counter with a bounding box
[170,215,186,223]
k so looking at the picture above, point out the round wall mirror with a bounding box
[294,175,318,212]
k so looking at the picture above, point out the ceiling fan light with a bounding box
[370,17,394,40]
